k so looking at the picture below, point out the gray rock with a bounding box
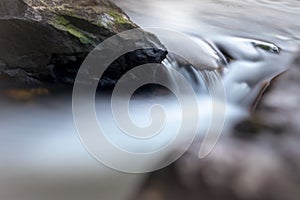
[0,0,167,86]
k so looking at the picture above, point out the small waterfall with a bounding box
[151,34,296,139]
[162,54,222,96]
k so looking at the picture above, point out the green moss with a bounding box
[65,24,91,44]
[255,44,271,51]
[108,10,132,26]
[51,16,94,45]
[252,42,280,53]
[55,16,69,26]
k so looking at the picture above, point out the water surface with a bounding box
[1,0,300,199]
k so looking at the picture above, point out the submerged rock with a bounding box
[0,0,166,86]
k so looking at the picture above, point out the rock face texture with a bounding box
[132,52,300,200]
[0,0,166,86]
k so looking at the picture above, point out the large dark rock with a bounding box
[0,0,167,86]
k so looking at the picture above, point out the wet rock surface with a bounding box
[0,0,166,86]
[132,52,300,200]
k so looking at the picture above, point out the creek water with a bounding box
[1,0,300,200]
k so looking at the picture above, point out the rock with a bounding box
[131,51,300,200]
[0,0,167,86]
[100,48,168,88]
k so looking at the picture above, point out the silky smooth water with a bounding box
[1,0,300,200]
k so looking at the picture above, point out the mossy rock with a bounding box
[0,0,166,85]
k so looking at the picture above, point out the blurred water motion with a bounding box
[0,91,145,200]
[114,0,300,42]
[1,0,300,200]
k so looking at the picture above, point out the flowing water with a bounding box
[1,0,300,199]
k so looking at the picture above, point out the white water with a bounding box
[1,0,300,200]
